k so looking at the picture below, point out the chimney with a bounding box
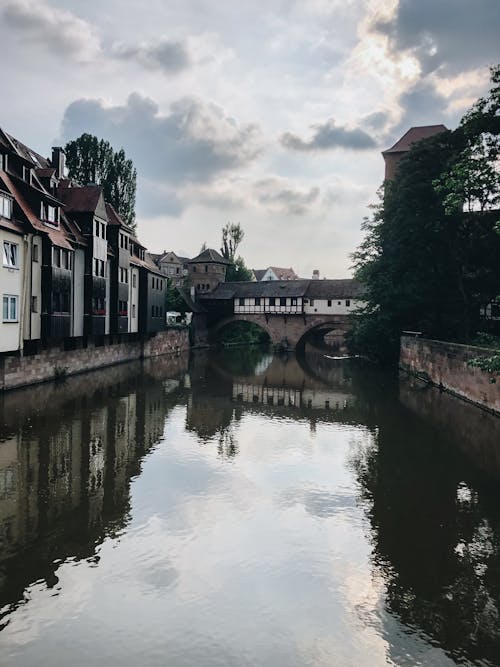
[312,269,320,280]
[51,147,66,179]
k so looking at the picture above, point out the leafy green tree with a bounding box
[348,65,500,363]
[220,222,253,281]
[220,222,244,261]
[65,133,137,229]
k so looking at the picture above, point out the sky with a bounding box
[1,0,498,277]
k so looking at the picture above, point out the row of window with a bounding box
[53,247,72,270]
[192,265,225,274]
[119,267,128,284]
[94,258,106,277]
[151,276,163,290]
[118,299,128,316]
[151,305,164,318]
[95,219,106,239]
[196,283,211,291]
[52,292,70,313]
[119,233,129,250]
[237,297,352,307]
[92,297,106,315]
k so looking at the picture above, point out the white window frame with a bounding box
[3,241,19,268]
[2,295,18,322]
[1,194,12,220]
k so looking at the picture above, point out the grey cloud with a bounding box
[3,0,100,61]
[254,178,320,215]
[112,38,191,74]
[373,0,500,75]
[281,119,376,152]
[385,80,452,144]
[362,111,389,131]
[61,93,263,187]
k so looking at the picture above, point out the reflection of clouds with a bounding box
[280,486,358,519]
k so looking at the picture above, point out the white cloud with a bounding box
[2,0,101,61]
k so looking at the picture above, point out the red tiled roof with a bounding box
[189,248,231,264]
[0,171,73,249]
[382,125,448,154]
[57,185,102,213]
[269,266,298,280]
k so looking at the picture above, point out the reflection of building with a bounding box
[233,383,353,411]
[0,353,187,611]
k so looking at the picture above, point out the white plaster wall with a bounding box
[234,297,303,314]
[303,298,365,315]
[1,229,24,352]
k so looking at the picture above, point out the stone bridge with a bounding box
[209,313,350,349]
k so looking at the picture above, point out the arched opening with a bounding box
[296,322,349,353]
[213,319,271,348]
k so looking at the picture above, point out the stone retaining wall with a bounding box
[400,336,500,415]
[0,328,189,392]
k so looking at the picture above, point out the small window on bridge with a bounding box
[346,299,350,307]
[255,298,261,306]
[239,298,244,306]
[291,298,297,306]
[269,297,275,306]
[310,299,314,306]
[280,297,286,306]
[328,300,332,307]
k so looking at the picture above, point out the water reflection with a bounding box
[0,346,499,666]
[0,354,189,626]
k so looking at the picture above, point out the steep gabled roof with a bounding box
[204,279,312,300]
[57,185,103,214]
[382,125,448,155]
[3,131,50,167]
[268,266,298,280]
[252,269,267,281]
[305,279,364,299]
[188,248,231,264]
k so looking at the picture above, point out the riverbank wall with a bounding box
[400,335,500,415]
[0,327,189,392]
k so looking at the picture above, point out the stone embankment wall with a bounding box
[400,336,500,415]
[0,328,189,392]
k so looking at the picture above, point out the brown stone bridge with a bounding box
[208,313,351,349]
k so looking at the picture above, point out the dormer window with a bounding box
[23,166,32,182]
[0,155,8,172]
[47,205,57,223]
[0,193,12,219]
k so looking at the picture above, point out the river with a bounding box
[1,346,500,666]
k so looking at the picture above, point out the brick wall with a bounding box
[400,336,500,415]
[0,328,189,392]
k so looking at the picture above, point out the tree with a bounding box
[220,222,253,281]
[220,222,244,261]
[348,65,500,363]
[65,133,137,229]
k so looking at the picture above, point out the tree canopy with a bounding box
[220,222,253,281]
[348,65,500,363]
[65,133,137,230]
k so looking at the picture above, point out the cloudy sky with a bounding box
[1,0,498,277]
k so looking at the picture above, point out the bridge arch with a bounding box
[209,315,275,345]
[295,318,350,350]
[208,313,350,350]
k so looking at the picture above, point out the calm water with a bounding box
[1,346,500,667]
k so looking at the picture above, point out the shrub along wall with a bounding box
[400,336,500,415]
